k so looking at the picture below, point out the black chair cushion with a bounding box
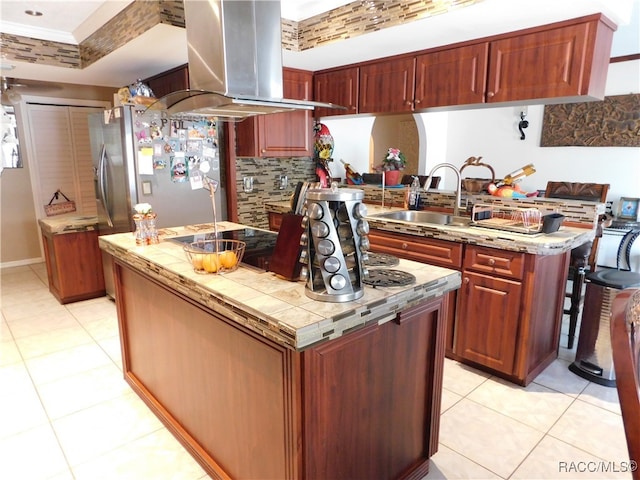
[586,269,640,289]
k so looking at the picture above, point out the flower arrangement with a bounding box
[377,147,406,171]
[134,203,153,215]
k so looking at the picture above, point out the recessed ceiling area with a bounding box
[0,0,637,90]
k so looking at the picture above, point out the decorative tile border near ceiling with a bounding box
[81,0,184,68]
[0,0,477,72]
[0,0,184,70]
[285,0,478,51]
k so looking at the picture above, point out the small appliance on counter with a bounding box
[300,186,370,302]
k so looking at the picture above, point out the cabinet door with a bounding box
[236,68,313,157]
[359,57,416,114]
[455,271,521,375]
[486,22,593,103]
[415,43,488,108]
[145,65,189,98]
[313,67,359,117]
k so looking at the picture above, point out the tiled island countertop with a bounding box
[99,221,460,351]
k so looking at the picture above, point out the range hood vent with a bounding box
[147,0,343,119]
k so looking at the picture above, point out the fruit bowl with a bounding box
[183,239,246,274]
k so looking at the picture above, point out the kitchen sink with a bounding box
[370,210,470,226]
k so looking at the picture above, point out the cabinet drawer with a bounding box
[369,230,463,269]
[464,245,525,280]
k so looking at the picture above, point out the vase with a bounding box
[133,214,147,246]
[384,170,402,186]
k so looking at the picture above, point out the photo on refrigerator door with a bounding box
[171,153,188,182]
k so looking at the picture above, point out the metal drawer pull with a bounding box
[488,258,496,266]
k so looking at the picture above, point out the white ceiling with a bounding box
[0,0,638,90]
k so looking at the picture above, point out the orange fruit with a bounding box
[191,253,205,270]
[219,250,238,269]
[203,253,220,273]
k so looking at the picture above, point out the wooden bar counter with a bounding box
[99,222,460,480]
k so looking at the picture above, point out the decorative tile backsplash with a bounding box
[235,157,316,229]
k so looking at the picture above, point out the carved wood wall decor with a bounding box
[541,94,640,147]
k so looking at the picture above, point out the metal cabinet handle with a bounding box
[464,277,470,284]
[402,242,408,250]
[487,91,495,98]
[488,258,496,266]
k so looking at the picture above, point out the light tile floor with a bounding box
[0,263,633,479]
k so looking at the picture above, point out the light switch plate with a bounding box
[142,181,152,195]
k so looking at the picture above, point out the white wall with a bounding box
[320,59,640,207]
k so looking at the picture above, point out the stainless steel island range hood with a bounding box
[148,0,343,119]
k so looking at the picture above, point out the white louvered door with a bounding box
[26,104,104,218]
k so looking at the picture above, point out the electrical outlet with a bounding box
[243,176,254,193]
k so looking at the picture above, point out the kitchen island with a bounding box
[99,222,460,480]
[265,197,598,385]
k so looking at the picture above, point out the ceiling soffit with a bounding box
[0,0,477,72]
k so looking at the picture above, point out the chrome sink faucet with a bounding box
[423,163,462,217]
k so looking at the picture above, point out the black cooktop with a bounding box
[168,228,278,270]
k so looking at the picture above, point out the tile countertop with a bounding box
[264,200,594,256]
[38,214,99,235]
[98,221,461,351]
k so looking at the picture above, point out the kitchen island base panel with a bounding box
[114,260,447,480]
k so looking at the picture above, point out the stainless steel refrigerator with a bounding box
[88,104,226,296]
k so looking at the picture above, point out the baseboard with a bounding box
[0,257,44,269]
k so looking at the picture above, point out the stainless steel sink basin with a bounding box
[370,210,470,226]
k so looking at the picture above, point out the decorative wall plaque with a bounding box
[540,94,640,147]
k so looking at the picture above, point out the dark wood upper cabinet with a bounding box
[415,43,489,108]
[235,68,313,157]
[486,18,613,103]
[358,57,416,114]
[313,66,359,117]
[314,13,614,116]
[145,64,189,98]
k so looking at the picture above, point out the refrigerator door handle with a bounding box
[98,144,114,228]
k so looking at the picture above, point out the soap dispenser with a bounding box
[408,176,421,210]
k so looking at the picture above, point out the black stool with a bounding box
[569,269,640,386]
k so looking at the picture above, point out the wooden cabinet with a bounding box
[312,14,614,115]
[455,247,525,375]
[415,43,489,108]
[236,68,313,157]
[41,229,105,304]
[368,229,461,357]
[369,228,570,385]
[114,260,446,479]
[144,64,189,98]
[359,57,416,114]
[367,229,462,269]
[313,67,359,117]
[486,17,613,103]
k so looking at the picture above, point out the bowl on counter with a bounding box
[183,239,246,274]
